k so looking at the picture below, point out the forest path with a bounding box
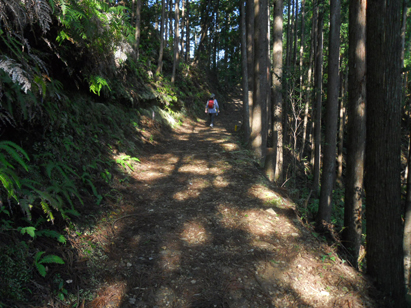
[88,98,376,308]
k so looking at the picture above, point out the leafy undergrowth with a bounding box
[41,97,388,308]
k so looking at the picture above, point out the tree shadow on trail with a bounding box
[89,98,377,308]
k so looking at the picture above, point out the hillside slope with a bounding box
[62,97,381,308]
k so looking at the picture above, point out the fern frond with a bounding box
[0,0,27,33]
[0,57,32,93]
[29,53,48,75]
[36,229,66,244]
[0,140,30,170]
[24,0,52,33]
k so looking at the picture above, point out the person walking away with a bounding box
[205,94,219,127]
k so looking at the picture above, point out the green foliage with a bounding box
[34,251,65,277]
[116,155,140,171]
[0,141,29,201]
[86,75,111,96]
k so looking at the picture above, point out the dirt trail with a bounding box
[86,99,377,308]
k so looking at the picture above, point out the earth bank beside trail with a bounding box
[70,98,380,308]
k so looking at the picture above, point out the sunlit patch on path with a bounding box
[88,99,377,308]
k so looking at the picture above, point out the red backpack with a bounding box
[207,99,214,109]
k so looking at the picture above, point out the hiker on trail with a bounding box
[205,93,219,127]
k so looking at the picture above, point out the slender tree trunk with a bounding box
[252,0,268,166]
[337,63,347,180]
[134,0,142,61]
[293,0,299,68]
[165,0,169,45]
[185,0,190,62]
[241,0,250,145]
[247,0,255,131]
[169,0,173,43]
[402,0,411,291]
[317,0,341,225]
[312,3,324,195]
[365,0,406,304]
[342,0,366,269]
[271,0,284,183]
[132,0,135,23]
[309,4,318,166]
[181,0,185,61]
[172,0,180,83]
[156,0,166,75]
[155,0,159,30]
[283,0,292,145]
[213,1,220,72]
[405,130,411,291]
[298,0,306,158]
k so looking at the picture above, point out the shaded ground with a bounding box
[71,98,380,307]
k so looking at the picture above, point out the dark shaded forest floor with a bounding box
[65,98,382,308]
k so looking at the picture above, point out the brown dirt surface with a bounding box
[71,98,381,308]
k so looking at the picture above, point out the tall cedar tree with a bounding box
[317,0,341,225]
[172,0,180,83]
[312,1,324,195]
[156,0,166,74]
[246,0,255,130]
[342,0,366,269]
[134,0,142,61]
[365,0,406,304]
[272,0,284,183]
[240,0,250,144]
[251,0,268,166]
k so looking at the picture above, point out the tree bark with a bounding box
[241,0,250,145]
[134,0,142,61]
[317,0,341,225]
[271,0,283,183]
[247,0,255,130]
[185,0,190,62]
[156,0,166,75]
[171,0,180,83]
[342,0,366,269]
[252,0,268,166]
[365,0,406,304]
[312,2,323,195]
[181,0,185,61]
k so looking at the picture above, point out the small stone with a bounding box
[127,262,132,267]
[191,280,196,284]
[320,291,330,296]
[292,233,299,237]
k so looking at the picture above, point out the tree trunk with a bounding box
[402,0,411,292]
[213,0,220,72]
[342,0,366,269]
[185,0,190,62]
[312,2,323,195]
[165,0,169,45]
[241,0,250,145]
[317,0,341,225]
[298,0,306,158]
[134,0,142,61]
[309,4,318,167]
[181,0,185,61]
[272,0,284,183]
[156,0,166,75]
[247,0,255,130]
[293,0,299,68]
[365,0,406,304]
[405,130,411,291]
[171,0,180,83]
[252,0,268,166]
